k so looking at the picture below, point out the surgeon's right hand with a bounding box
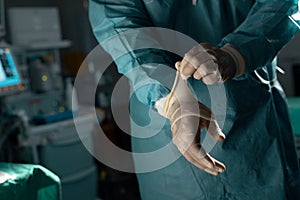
[155,68,226,175]
[178,43,245,84]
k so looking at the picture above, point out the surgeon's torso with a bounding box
[143,0,254,45]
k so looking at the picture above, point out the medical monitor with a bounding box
[0,48,23,96]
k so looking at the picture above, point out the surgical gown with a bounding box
[89,0,300,199]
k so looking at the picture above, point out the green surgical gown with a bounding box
[89,0,300,199]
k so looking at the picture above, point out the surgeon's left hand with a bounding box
[177,43,246,84]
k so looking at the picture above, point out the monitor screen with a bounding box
[0,48,23,96]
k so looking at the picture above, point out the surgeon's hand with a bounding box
[155,65,226,175]
[177,43,245,84]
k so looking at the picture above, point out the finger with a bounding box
[191,156,220,176]
[178,58,193,80]
[193,51,215,66]
[201,61,221,85]
[180,61,196,80]
[184,52,214,79]
[180,122,226,173]
[189,146,226,174]
[184,146,223,176]
[193,70,204,80]
[211,156,226,173]
[172,118,226,175]
[175,61,181,70]
[201,157,226,175]
[203,167,220,176]
[199,60,218,74]
[184,156,219,176]
[198,43,218,61]
[193,65,208,80]
[182,148,219,175]
[193,60,218,82]
[202,72,222,85]
[188,143,215,168]
[185,44,207,60]
[186,51,211,69]
[206,119,226,141]
[181,49,207,79]
[195,72,222,84]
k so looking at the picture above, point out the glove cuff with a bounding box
[155,95,169,117]
[221,44,246,77]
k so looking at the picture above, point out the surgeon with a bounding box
[89,0,300,199]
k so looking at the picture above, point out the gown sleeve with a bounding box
[220,0,299,72]
[89,0,176,108]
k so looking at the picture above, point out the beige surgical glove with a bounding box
[155,63,226,176]
[178,43,246,84]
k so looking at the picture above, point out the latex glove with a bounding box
[177,43,246,84]
[155,64,226,175]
